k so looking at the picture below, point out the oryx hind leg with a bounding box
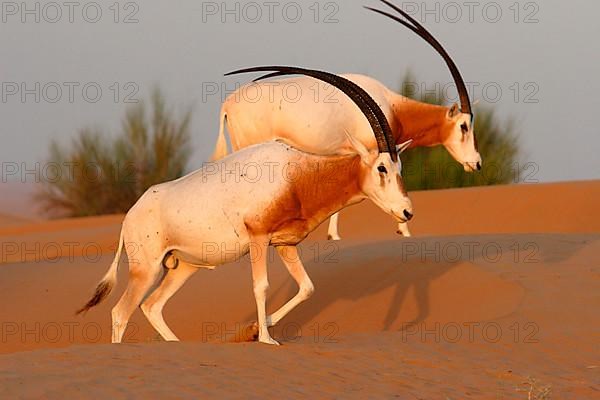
[111,249,162,344]
[140,262,199,341]
[267,245,314,327]
[327,212,342,241]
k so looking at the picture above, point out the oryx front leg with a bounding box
[327,212,342,241]
[249,234,279,345]
[397,222,412,237]
[267,245,314,327]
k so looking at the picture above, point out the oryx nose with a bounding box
[403,209,413,221]
[476,161,482,171]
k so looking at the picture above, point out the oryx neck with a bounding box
[390,95,448,147]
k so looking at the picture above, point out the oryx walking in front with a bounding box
[77,68,413,345]
[214,0,481,239]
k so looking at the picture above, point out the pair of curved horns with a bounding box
[365,0,472,118]
[225,66,398,161]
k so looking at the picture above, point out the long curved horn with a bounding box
[225,66,398,161]
[365,0,472,118]
[250,71,288,82]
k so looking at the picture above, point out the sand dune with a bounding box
[0,213,31,227]
[0,214,123,264]
[0,181,598,398]
[324,180,600,240]
[1,181,598,265]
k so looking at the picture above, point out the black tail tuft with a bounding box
[75,280,113,315]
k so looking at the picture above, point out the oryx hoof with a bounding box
[259,335,280,346]
[250,322,279,345]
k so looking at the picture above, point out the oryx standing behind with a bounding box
[213,0,482,239]
[77,68,414,345]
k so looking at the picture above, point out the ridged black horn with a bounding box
[365,0,472,118]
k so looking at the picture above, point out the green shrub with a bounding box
[36,89,191,217]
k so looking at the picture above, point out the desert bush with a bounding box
[36,89,191,217]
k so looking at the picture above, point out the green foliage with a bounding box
[36,89,192,217]
[398,71,523,190]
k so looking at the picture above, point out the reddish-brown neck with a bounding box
[389,95,450,148]
[293,154,366,226]
[261,153,369,246]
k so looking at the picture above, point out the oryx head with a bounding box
[346,132,414,222]
[443,103,481,172]
[226,66,414,223]
[366,0,482,172]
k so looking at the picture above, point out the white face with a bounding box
[444,110,482,172]
[345,133,413,223]
[362,152,414,223]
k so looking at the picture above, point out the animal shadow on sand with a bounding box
[241,234,595,340]
[242,238,458,336]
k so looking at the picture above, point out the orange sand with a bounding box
[0,181,598,398]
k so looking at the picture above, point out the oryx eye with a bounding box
[377,165,388,174]
[461,122,468,134]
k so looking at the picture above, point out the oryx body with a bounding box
[77,68,414,346]
[77,140,412,345]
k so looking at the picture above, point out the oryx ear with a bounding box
[396,139,413,155]
[344,130,371,161]
[447,103,460,119]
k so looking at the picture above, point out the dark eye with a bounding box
[461,123,469,134]
[377,165,388,174]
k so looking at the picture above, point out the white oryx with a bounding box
[214,0,482,240]
[77,68,414,345]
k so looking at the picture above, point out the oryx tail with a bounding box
[76,227,125,315]
[211,108,229,160]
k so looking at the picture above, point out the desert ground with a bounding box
[0,181,598,398]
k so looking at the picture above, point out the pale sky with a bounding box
[1,0,599,183]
